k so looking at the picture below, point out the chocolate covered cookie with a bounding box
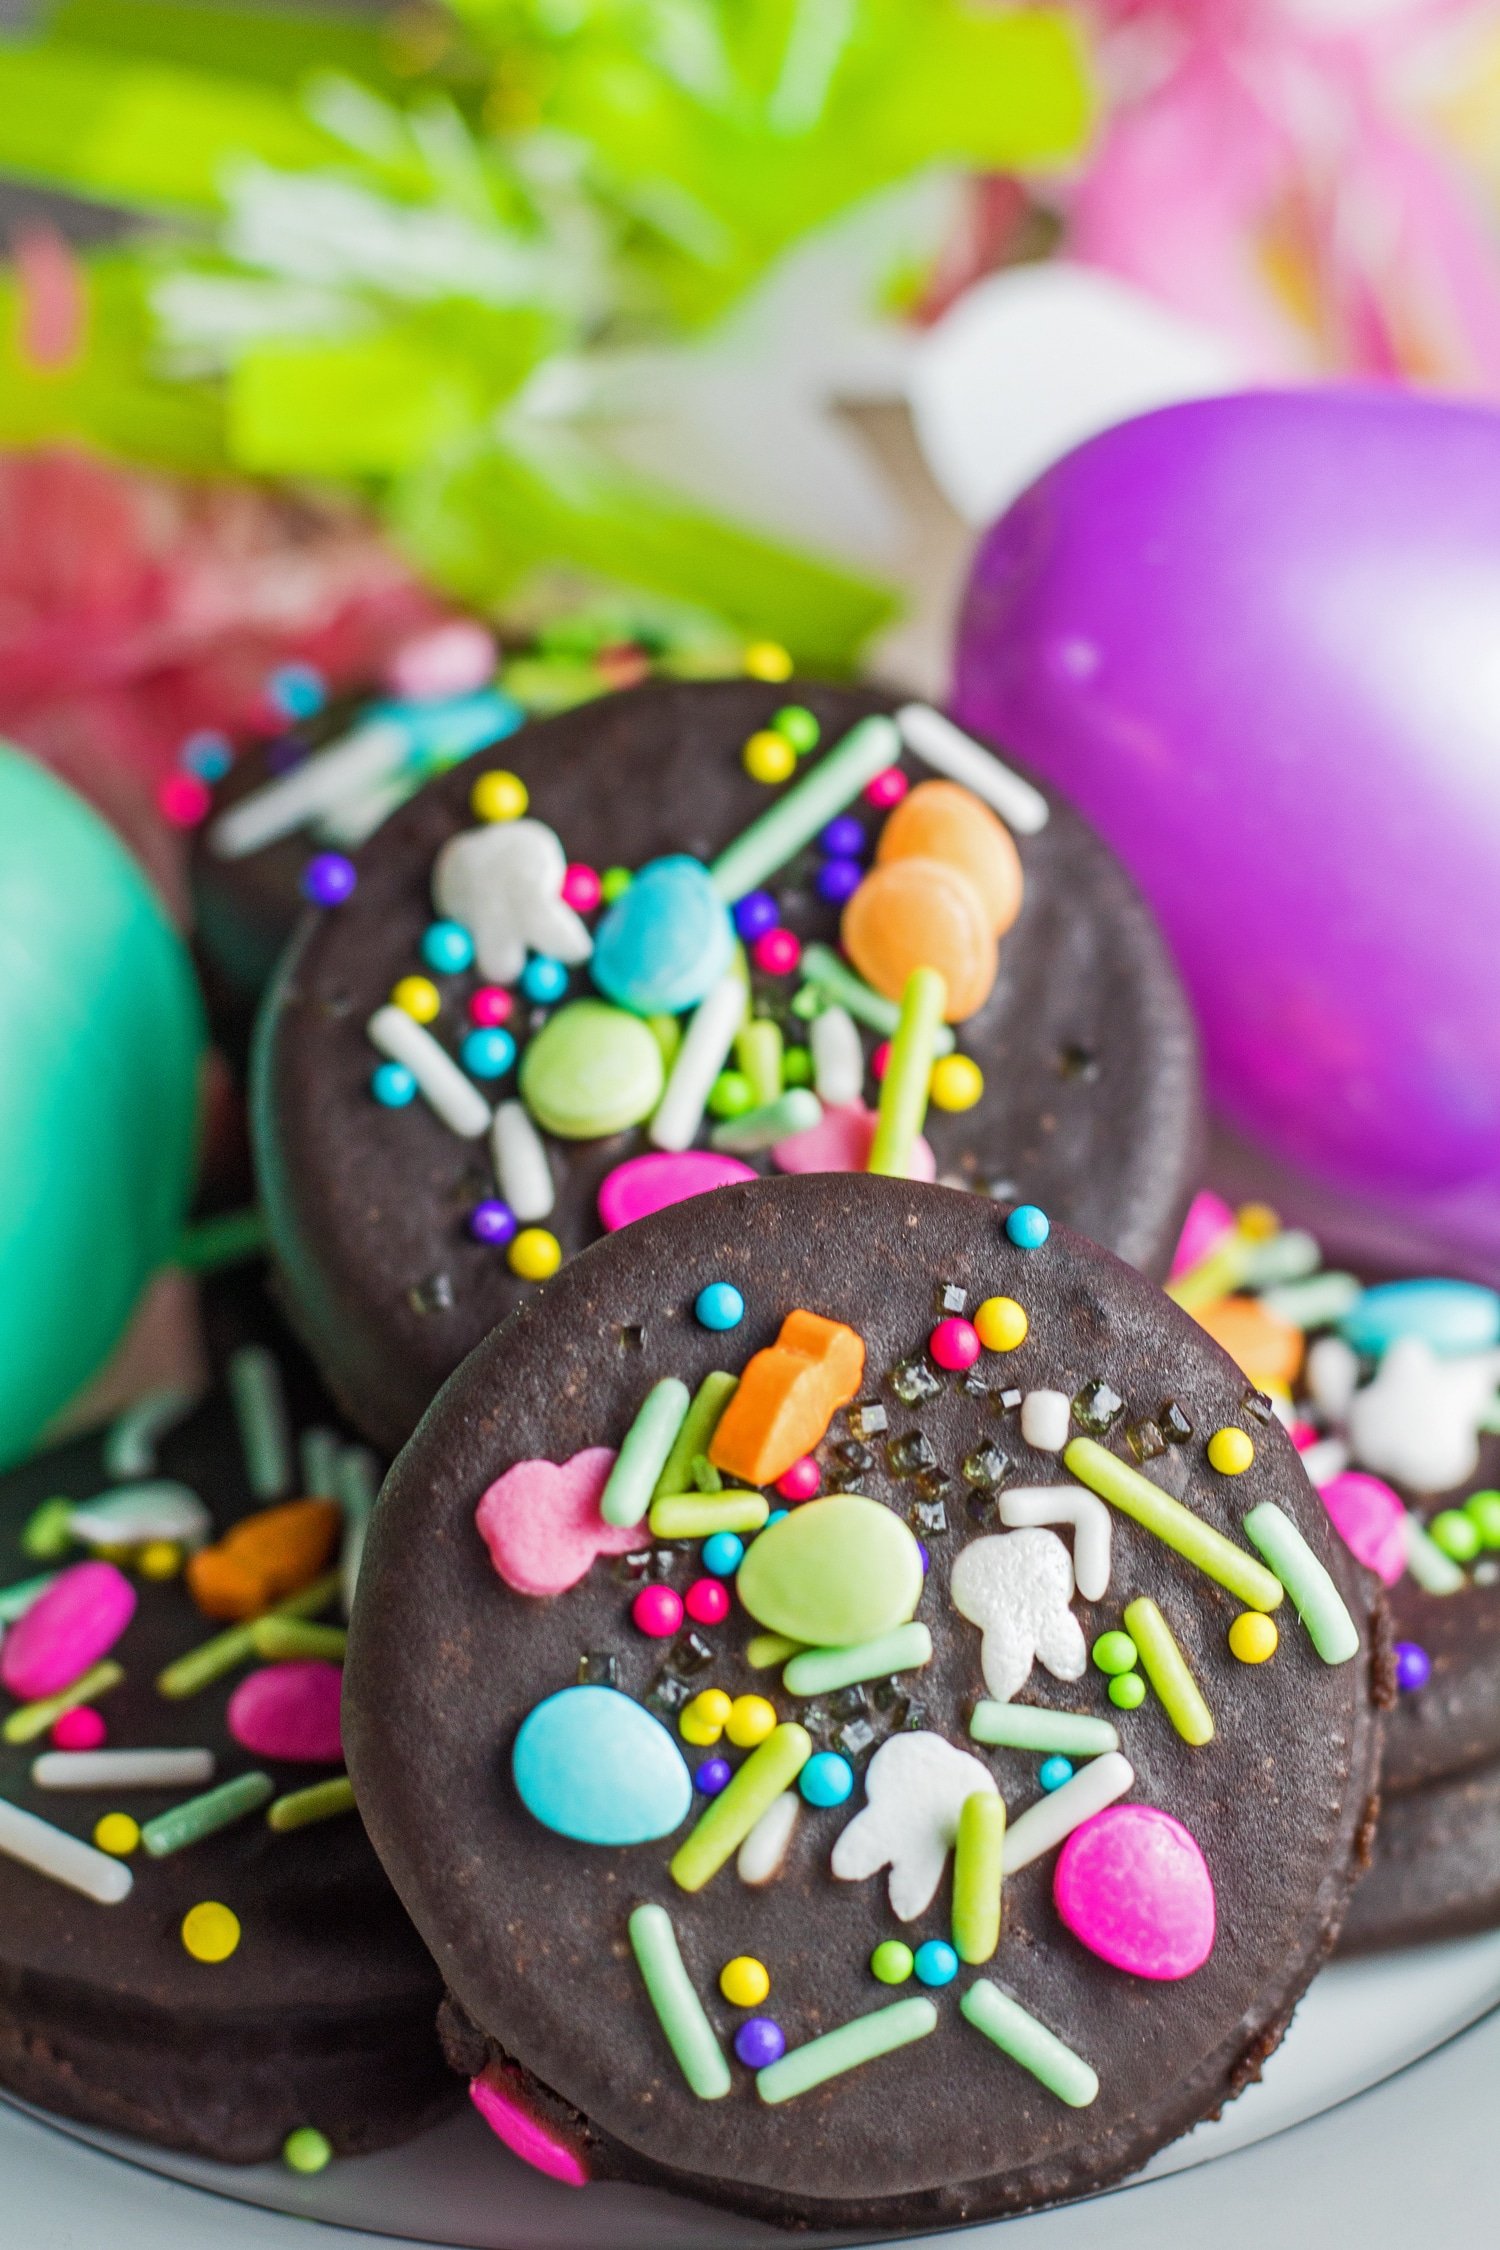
[0,1279,452,2165]
[346,1174,1381,2232]
[256,681,1200,1452]
[1340,1750,1500,1954]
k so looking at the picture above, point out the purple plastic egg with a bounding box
[954,389,1500,1275]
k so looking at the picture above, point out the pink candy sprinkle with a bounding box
[470,2073,588,2188]
[1320,1470,1408,1587]
[864,767,909,809]
[751,928,801,976]
[1054,1805,1216,1981]
[561,863,602,913]
[1169,1189,1237,1280]
[51,1705,107,1751]
[158,772,212,828]
[596,1150,755,1234]
[685,1578,730,1626]
[228,1661,343,1764]
[929,1317,982,1372]
[476,1448,637,1596]
[0,1561,137,1702]
[632,1585,684,1639]
[385,619,498,702]
[777,1457,822,1502]
[469,985,514,1028]
[871,1040,892,1080]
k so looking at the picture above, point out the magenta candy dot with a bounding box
[157,772,212,828]
[469,985,514,1028]
[632,1585,684,1639]
[871,1041,892,1080]
[227,1661,344,1763]
[562,863,602,913]
[776,1456,822,1502]
[0,1561,137,1701]
[1319,1470,1407,1587]
[929,1317,981,1371]
[685,1578,730,1626]
[51,1705,107,1751]
[864,767,908,809]
[1054,1805,1216,1981]
[751,928,801,977]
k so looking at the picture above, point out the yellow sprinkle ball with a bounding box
[470,769,528,822]
[680,1689,732,1746]
[725,1694,777,1748]
[138,1540,182,1580]
[93,1813,140,1857]
[719,1955,771,2007]
[1207,1426,1255,1476]
[929,1053,984,1112]
[1229,1612,1279,1665]
[508,1227,562,1281]
[391,975,441,1023]
[742,640,793,682]
[742,730,797,786]
[181,1901,241,1963]
[1237,1202,1280,1241]
[974,1296,1029,1353]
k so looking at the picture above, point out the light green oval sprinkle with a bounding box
[268,1776,357,1832]
[0,1571,58,1625]
[22,1498,75,1560]
[156,1571,341,1699]
[868,967,946,1180]
[953,1791,1005,1964]
[747,1632,806,1670]
[652,1372,738,1503]
[1256,1272,1361,1329]
[627,1903,730,2100]
[3,1660,124,1745]
[968,1704,1120,1758]
[782,1623,933,1697]
[756,1996,937,2105]
[648,1492,769,1540]
[1122,1598,1215,1746]
[960,1979,1098,2107]
[708,1089,820,1154]
[227,1344,294,1501]
[520,1001,665,1139]
[736,1018,784,1108]
[797,944,955,1054]
[1064,1438,1284,1613]
[602,1380,692,1528]
[1241,1502,1361,1664]
[141,1770,274,1857]
[709,715,900,904]
[251,1617,349,1661]
[670,1724,812,1892]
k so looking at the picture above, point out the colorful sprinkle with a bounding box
[282,2127,333,2175]
[969,1704,1119,1759]
[870,1940,914,1985]
[1207,1426,1255,1476]
[649,973,749,1152]
[507,1227,562,1280]
[1065,1438,1283,1612]
[1003,1750,1135,1874]
[710,716,902,904]
[156,1574,340,1700]
[181,1900,241,1963]
[461,1028,517,1080]
[1430,1508,1481,1562]
[724,1695,776,1749]
[735,1790,799,1885]
[734,2018,786,2067]
[695,1282,745,1332]
[470,1198,518,1247]
[756,1996,936,2104]
[776,1457,821,1502]
[780,1623,932,1698]
[685,1578,731,1627]
[974,1296,1028,1352]
[33,1748,213,1791]
[1038,1757,1074,1792]
[680,1690,733,1747]
[671,1723,813,1891]
[1005,1205,1050,1250]
[1241,1502,1361,1664]
[719,1955,770,2007]
[3,1660,126,1747]
[960,1980,1097,2107]
[632,1585,684,1639]
[93,1812,140,1856]
[649,1491,767,1540]
[368,1005,491,1138]
[702,1532,746,1577]
[1228,1612,1279,1665]
[867,966,946,1180]
[732,891,779,941]
[750,928,801,977]
[1108,1672,1147,1710]
[0,1797,133,1903]
[864,767,908,809]
[471,770,528,822]
[267,1777,358,1832]
[1123,1597,1215,1746]
[391,974,441,1023]
[301,852,356,907]
[142,1772,275,1858]
[372,1060,417,1107]
[49,1705,106,1752]
[929,1053,984,1111]
[929,1316,982,1372]
[743,729,797,784]
[952,1790,1005,1964]
[1091,1630,1139,1677]
[1394,1640,1432,1692]
[422,919,475,974]
[742,640,792,681]
[695,1756,733,1795]
[799,1750,854,1807]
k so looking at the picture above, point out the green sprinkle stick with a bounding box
[747,1632,806,1670]
[736,1018,784,1108]
[709,716,901,903]
[268,1776,357,1832]
[960,1980,1098,2107]
[3,1661,124,1745]
[104,1386,199,1480]
[651,1373,739,1505]
[648,1492,769,1540]
[156,1571,341,1699]
[756,1997,938,2105]
[1164,1229,1256,1313]
[709,1089,821,1154]
[1241,1502,1361,1664]
[782,1623,933,1697]
[335,1447,380,1519]
[1122,1597,1215,1746]
[298,1426,343,1499]
[251,1617,349,1661]
[627,1903,731,2099]
[1257,1272,1361,1329]
[670,1724,812,1891]
[1403,1512,1466,1596]
[969,1703,1120,1758]
[602,1380,692,1528]
[141,1770,274,1857]
[0,1571,57,1625]
[172,1205,268,1275]
[868,967,947,1179]
[227,1343,294,1501]
[952,1790,1005,1964]
[797,945,956,1055]
[1063,1439,1284,1613]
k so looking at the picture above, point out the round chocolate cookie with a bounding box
[0,1278,453,2164]
[256,680,1200,1453]
[1340,1752,1500,1955]
[346,1174,1382,2233]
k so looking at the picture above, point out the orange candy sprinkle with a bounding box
[185,1498,342,1622]
[709,1311,865,1487]
[841,856,997,1023]
[875,780,1023,938]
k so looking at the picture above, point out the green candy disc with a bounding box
[518,999,665,1139]
[736,1494,923,1648]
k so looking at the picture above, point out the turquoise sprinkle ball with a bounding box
[422,919,476,974]
[914,1940,959,1987]
[701,1532,745,1577]
[372,1062,417,1107]
[1038,1755,1074,1792]
[522,955,570,1004]
[695,1281,745,1331]
[799,1752,854,1808]
[1005,1204,1050,1250]
[461,1027,517,1079]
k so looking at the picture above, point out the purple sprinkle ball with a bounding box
[819,814,864,859]
[816,857,863,905]
[301,851,357,907]
[695,1756,733,1796]
[1394,1639,1432,1693]
[469,1199,518,1246]
[734,2018,786,2068]
[732,890,779,942]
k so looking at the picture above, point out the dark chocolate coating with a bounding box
[0,1281,453,2164]
[255,680,1200,1453]
[347,1175,1381,2232]
[1340,1754,1500,1954]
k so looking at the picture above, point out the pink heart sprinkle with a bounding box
[1319,1470,1407,1587]
[476,1447,640,1597]
[227,1660,343,1763]
[1054,1804,1216,1980]
[471,2073,588,2187]
[771,1101,935,1179]
[0,1560,136,1701]
[598,1150,756,1232]
[1169,1189,1236,1279]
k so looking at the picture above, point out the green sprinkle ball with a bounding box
[1108,1671,1147,1711]
[1430,1508,1482,1563]
[870,1941,915,1985]
[283,2127,333,2175]
[772,704,820,755]
[599,866,632,904]
[782,1045,814,1086]
[707,1068,756,1119]
[1464,1490,1500,1549]
[1091,1629,1139,1677]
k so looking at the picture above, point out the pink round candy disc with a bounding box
[1054,1804,1216,1980]
[597,1150,755,1233]
[0,1560,136,1701]
[227,1660,343,1763]
[470,2073,587,2187]
[771,1101,935,1181]
[1319,1470,1407,1587]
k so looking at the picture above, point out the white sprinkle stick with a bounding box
[895,704,1050,835]
[0,1795,134,1904]
[999,1485,1112,1602]
[810,1004,865,1108]
[208,717,409,859]
[648,971,747,1152]
[103,1386,200,1480]
[367,1006,492,1139]
[1003,1751,1133,1875]
[32,1749,216,1791]
[314,772,410,849]
[337,1446,382,1618]
[737,1791,800,1887]
[492,1100,555,1221]
[69,1482,213,1554]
